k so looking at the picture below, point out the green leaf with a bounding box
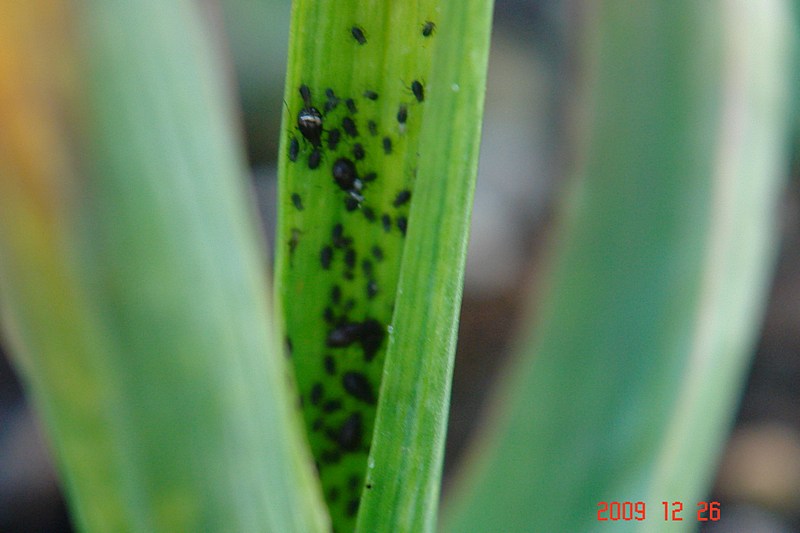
[0,2,327,531]
[442,1,793,532]
[276,0,492,530]
[355,0,493,531]
[276,1,437,529]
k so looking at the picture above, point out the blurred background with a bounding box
[1,1,798,531]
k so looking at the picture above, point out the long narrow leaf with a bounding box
[276,0,493,530]
[355,0,493,530]
[443,1,793,531]
[0,2,327,531]
[276,1,441,529]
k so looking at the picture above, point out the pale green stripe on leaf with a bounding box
[355,0,494,531]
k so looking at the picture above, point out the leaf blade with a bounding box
[442,1,793,531]
[0,2,328,531]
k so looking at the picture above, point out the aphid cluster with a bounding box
[295,209,389,483]
[326,319,385,361]
[284,18,436,525]
[287,80,422,220]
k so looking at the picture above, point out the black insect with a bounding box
[324,88,340,112]
[324,355,336,375]
[299,84,313,106]
[298,107,323,147]
[288,137,299,162]
[332,158,360,191]
[343,372,375,404]
[351,26,367,45]
[382,136,392,154]
[310,383,324,405]
[362,172,377,182]
[366,280,378,299]
[397,104,407,125]
[353,143,365,160]
[291,193,303,210]
[361,259,373,276]
[288,230,301,255]
[288,228,301,257]
[367,120,378,136]
[326,320,386,361]
[308,148,322,169]
[344,248,356,270]
[331,284,342,304]
[327,322,362,348]
[346,98,357,114]
[323,306,335,324]
[297,85,323,147]
[344,197,360,211]
[381,214,392,232]
[337,412,363,451]
[359,319,385,361]
[332,223,344,242]
[332,159,364,207]
[322,399,342,413]
[363,90,379,100]
[393,189,411,207]
[411,80,424,102]
[371,245,384,261]
[362,206,376,221]
[397,216,408,235]
[342,117,358,137]
[422,21,436,37]
[332,225,352,249]
[320,246,333,269]
[327,128,341,150]
[346,498,360,517]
